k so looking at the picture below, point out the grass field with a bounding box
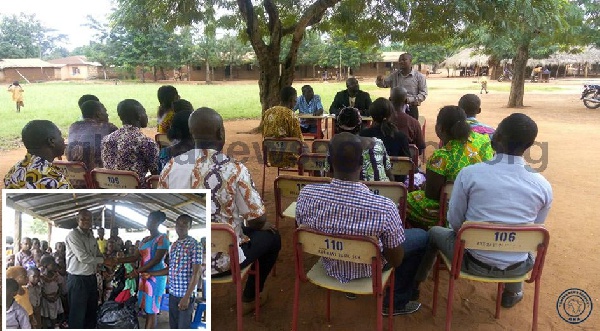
[0,78,571,149]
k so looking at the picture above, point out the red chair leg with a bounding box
[236,281,243,331]
[495,283,504,319]
[532,280,540,331]
[376,292,383,331]
[254,262,260,322]
[292,277,301,331]
[432,257,441,316]
[445,277,456,331]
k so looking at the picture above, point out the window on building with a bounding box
[72,67,80,75]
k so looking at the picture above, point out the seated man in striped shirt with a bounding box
[296,133,428,316]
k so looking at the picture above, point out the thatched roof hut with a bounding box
[441,48,490,68]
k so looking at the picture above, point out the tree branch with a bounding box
[237,0,267,56]
[282,0,342,36]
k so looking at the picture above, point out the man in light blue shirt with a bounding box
[414,113,552,309]
[293,85,324,133]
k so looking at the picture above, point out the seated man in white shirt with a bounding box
[414,113,553,308]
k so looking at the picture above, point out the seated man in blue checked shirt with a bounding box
[296,132,428,316]
[293,85,324,134]
[142,214,202,329]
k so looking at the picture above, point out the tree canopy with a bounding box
[0,13,68,59]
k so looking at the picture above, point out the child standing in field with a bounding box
[7,81,24,113]
[480,75,489,94]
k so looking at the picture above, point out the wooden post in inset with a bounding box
[15,210,22,249]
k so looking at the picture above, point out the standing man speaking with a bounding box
[376,53,427,120]
[65,209,114,329]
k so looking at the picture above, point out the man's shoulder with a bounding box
[411,69,426,78]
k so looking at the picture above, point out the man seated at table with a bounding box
[293,85,324,134]
[329,78,372,116]
[296,132,428,316]
[159,108,281,314]
[414,113,552,308]
[66,100,118,172]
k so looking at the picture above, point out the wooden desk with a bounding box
[297,114,336,139]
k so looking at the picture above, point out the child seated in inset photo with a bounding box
[6,278,32,329]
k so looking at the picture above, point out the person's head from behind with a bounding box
[175,214,193,238]
[328,132,363,179]
[81,100,109,122]
[435,105,471,143]
[280,86,297,109]
[301,85,314,101]
[157,85,179,117]
[78,94,100,110]
[28,267,40,285]
[167,110,193,142]
[147,210,166,232]
[12,80,20,86]
[22,120,65,160]
[369,98,394,124]
[173,99,194,113]
[346,78,359,97]
[20,237,32,252]
[40,255,57,272]
[7,278,20,305]
[336,107,362,135]
[390,87,408,107]
[117,99,148,128]
[458,94,481,118]
[189,107,225,150]
[492,113,537,156]
[7,266,28,286]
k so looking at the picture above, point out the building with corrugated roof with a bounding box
[0,58,62,83]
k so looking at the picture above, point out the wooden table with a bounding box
[297,114,336,139]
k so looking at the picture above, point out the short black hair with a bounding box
[436,106,471,142]
[177,214,193,226]
[496,113,538,154]
[301,85,312,93]
[336,107,361,134]
[458,94,481,117]
[173,99,194,113]
[117,99,143,121]
[167,110,193,141]
[280,86,297,103]
[148,210,167,224]
[78,94,100,109]
[329,132,363,174]
[80,100,103,119]
[21,120,60,149]
[40,254,56,267]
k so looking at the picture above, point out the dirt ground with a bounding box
[2,77,600,330]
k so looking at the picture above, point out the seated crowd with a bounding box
[3,80,552,327]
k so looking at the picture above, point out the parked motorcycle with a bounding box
[497,72,513,82]
[581,84,600,109]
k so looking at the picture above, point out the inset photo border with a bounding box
[2,189,211,330]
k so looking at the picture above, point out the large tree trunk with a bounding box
[508,43,529,107]
[141,66,146,83]
[205,59,211,84]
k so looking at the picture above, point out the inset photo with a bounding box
[3,190,209,329]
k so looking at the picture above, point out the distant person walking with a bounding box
[8,81,24,113]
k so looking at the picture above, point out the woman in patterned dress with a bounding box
[406,105,494,228]
[116,211,170,329]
